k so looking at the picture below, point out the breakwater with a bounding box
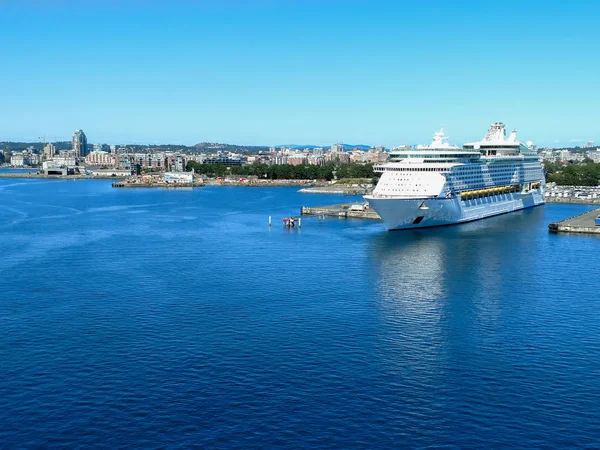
[112,181,203,188]
[301,203,380,220]
[545,197,600,205]
[299,186,372,195]
[205,180,322,188]
[549,207,600,235]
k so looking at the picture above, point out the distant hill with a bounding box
[193,142,270,153]
[277,144,373,150]
[0,141,72,152]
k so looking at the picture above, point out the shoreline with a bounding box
[299,186,371,195]
[0,172,124,180]
[3,172,600,205]
[545,197,600,205]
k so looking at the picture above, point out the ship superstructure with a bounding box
[364,123,545,230]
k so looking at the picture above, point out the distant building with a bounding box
[116,154,133,170]
[585,141,595,149]
[307,154,325,166]
[288,154,307,166]
[42,160,69,175]
[163,172,193,183]
[559,150,571,161]
[11,152,30,167]
[272,154,286,164]
[43,143,56,159]
[72,129,88,157]
[50,155,77,167]
[85,151,115,167]
[330,143,345,152]
[204,156,243,166]
[325,151,350,164]
[91,168,132,177]
[172,155,187,172]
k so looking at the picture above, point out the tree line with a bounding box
[544,160,600,186]
[186,161,377,181]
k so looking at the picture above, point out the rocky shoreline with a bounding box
[0,172,124,180]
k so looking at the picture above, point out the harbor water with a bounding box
[1,178,600,448]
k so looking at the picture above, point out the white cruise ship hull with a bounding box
[365,190,545,230]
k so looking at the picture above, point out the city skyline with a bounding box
[1,0,599,147]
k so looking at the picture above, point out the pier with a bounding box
[112,181,203,188]
[549,207,600,235]
[300,203,381,220]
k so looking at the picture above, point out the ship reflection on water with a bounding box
[365,207,548,354]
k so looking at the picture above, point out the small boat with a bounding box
[282,217,296,227]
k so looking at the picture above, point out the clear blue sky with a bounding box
[0,0,598,147]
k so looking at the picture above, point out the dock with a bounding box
[112,181,203,188]
[300,203,381,220]
[549,207,600,234]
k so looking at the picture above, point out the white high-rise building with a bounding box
[72,129,88,157]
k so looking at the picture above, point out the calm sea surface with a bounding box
[1,177,600,448]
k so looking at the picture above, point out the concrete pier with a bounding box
[549,207,600,235]
[112,181,203,188]
[300,203,381,220]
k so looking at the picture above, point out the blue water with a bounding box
[1,178,600,448]
[0,168,39,173]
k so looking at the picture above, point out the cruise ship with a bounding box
[364,123,545,230]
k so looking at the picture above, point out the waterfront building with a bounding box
[50,155,77,167]
[85,150,116,167]
[42,160,68,175]
[11,152,30,167]
[72,129,88,157]
[170,155,187,172]
[91,168,133,177]
[163,172,193,183]
[116,153,133,170]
